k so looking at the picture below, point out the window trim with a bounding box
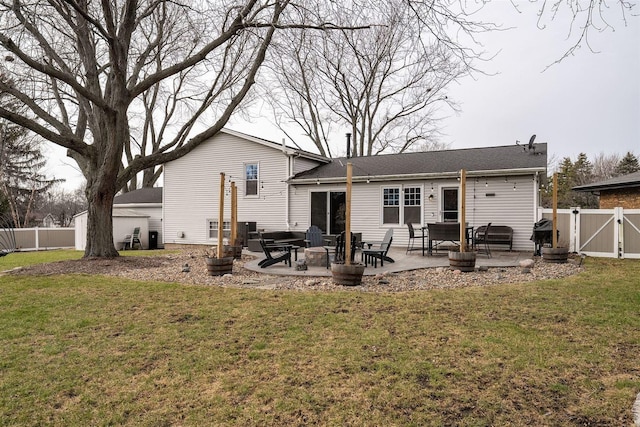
[381,186,401,226]
[403,185,423,226]
[207,219,231,240]
[244,162,259,198]
[381,184,423,226]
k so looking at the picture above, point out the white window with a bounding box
[382,186,422,225]
[382,187,400,225]
[208,220,231,239]
[403,187,422,225]
[245,163,259,196]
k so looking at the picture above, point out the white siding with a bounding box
[73,210,150,250]
[293,157,323,174]
[290,175,538,252]
[164,132,291,245]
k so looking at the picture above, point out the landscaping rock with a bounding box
[519,259,535,268]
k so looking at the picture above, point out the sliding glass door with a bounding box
[310,191,346,234]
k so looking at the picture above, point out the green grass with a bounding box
[0,256,638,426]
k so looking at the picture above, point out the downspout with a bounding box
[283,139,291,231]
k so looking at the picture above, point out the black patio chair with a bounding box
[406,222,424,254]
[258,238,292,268]
[333,231,357,264]
[363,229,394,267]
[474,222,492,258]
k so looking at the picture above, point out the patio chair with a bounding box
[362,229,394,267]
[474,223,492,258]
[258,238,292,268]
[122,227,142,250]
[304,225,324,247]
[405,222,424,254]
[333,231,357,264]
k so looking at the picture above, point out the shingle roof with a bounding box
[573,171,640,192]
[114,187,163,204]
[291,143,547,181]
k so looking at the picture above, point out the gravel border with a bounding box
[7,250,586,292]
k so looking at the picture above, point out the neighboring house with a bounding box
[164,128,548,252]
[572,171,640,209]
[74,187,163,250]
[31,212,59,228]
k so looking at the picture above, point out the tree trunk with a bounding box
[84,178,119,258]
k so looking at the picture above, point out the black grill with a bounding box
[531,219,558,256]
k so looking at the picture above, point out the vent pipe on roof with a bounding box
[346,133,351,159]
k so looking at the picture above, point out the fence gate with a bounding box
[540,208,640,259]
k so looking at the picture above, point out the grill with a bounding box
[531,218,558,256]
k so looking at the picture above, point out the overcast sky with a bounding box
[47,2,639,190]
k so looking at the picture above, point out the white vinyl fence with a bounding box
[538,208,640,259]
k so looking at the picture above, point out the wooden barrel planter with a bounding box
[542,247,569,263]
[331,263,365,286]
[448,250,476,272]
[225,245,242,260]
[205,256,234,276]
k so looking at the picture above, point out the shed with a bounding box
[73,187,162,250]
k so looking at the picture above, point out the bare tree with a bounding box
[591,152,621,181]
[0,0,366,257]
[533,0,637,69]
[263,0,476,157]
[41,187,87,228]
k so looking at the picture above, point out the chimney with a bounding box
[346,133,351,159]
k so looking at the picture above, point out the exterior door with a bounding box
[311,191,346,234]
[442,188,458,222]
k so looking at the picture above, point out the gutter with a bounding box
[289,167,546,185]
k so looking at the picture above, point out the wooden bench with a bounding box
[474,225,513,251]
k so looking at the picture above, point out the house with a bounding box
[289,144,547,251]
[572,171,640,209]
[74,187,163,250]
[163,128,329,247]
[163,128,548,252]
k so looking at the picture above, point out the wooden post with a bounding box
[459,169,466,252]
[217,172,225,259]
[230,181,237,246]
[345,163,353,265]
[552,172,558,248]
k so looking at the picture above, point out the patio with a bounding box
[243,246,530,277]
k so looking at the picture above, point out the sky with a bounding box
[46,1,639,190]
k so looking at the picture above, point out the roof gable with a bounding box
[220,128,330,163]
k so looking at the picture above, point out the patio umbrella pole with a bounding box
[217,172,225,259]
[345,162,352,266]
[460,169,467,252]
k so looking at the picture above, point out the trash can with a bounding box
[149,231,158,250]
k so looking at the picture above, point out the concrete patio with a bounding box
[243,246,532,277]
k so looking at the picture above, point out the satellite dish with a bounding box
[528,134,536,150]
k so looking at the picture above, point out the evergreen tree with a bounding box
[614,152,639,176]
[0,119,60,227]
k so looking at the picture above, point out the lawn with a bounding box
[0,252,638,426]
